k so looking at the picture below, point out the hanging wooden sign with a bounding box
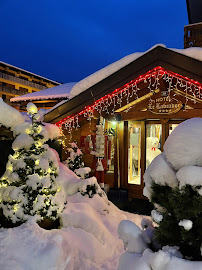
[148,96,182,114]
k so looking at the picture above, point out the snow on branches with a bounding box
[0,103,66,228]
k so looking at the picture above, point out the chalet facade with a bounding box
[42,45,202,198]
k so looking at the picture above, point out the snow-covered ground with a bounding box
[0,99,145,270]
[0,167,144,270]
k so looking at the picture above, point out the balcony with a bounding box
[184,23,202,48]
[0,85,28,96]
[0,71,47,90]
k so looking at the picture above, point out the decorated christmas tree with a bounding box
[0,103,65,228]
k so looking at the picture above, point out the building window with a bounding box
[2,94,6,100]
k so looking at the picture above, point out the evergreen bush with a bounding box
[151,182,202,260]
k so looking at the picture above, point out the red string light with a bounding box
[55,66,202,127]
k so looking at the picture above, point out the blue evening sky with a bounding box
[0,0,188,83]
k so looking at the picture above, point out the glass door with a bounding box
[146,123,162,169]
[128,121,141,185]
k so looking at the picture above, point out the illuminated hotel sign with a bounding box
[148,96,182,114]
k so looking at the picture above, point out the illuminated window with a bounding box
[128,122,141,185]
[146,124,162,168]
[169,124,178,134]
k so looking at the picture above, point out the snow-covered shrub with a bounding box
[63,142,97,197]
[64,142,84,172]
[144,118,202,260]
[0,103,66,228]
[58,163,105,199]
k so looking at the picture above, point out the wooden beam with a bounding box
[115,89,160,113]
[122,108,202,120]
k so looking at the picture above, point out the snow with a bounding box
[176,166,202,193]
[0,97,24,130]
[44,122,61,140]
[57,163,101,196]
[69,44,202,98]
[0,174,147,270]
[12,133,35,150]
[11,82,76,102]
[151,210,163,223]
[12,45,202,112]
[178,220,193,231]
[118,247,202,270]
[164,118,202,170]
[143,153,178,199]
[3,103,202,268]
[118,220,149,254]
[0,98,148,269]
[75,167,91,178]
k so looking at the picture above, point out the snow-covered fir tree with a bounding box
[144,118,202,261]
[65,142,84,172]
[150,182,202,260]
[0,103,65,228]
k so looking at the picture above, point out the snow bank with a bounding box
[0,182,146,270]
[0,220,66,270]
[118,220,149,253]
[0,97,24,130]
[118,248,202,270]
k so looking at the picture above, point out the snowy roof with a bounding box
[11,45,202,105]
[69,44,202,98]
[10,82,77,102]
[44,44,202,123]
[0,60,61,85]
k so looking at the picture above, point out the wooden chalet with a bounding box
[44,45,202,199]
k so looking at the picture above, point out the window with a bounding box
[169,124,178,134]
[146,124,162,168]
[128,122,141,185]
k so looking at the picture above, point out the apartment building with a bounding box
[0,61,61,107]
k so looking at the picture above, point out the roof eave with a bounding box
[44,46,202,124]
